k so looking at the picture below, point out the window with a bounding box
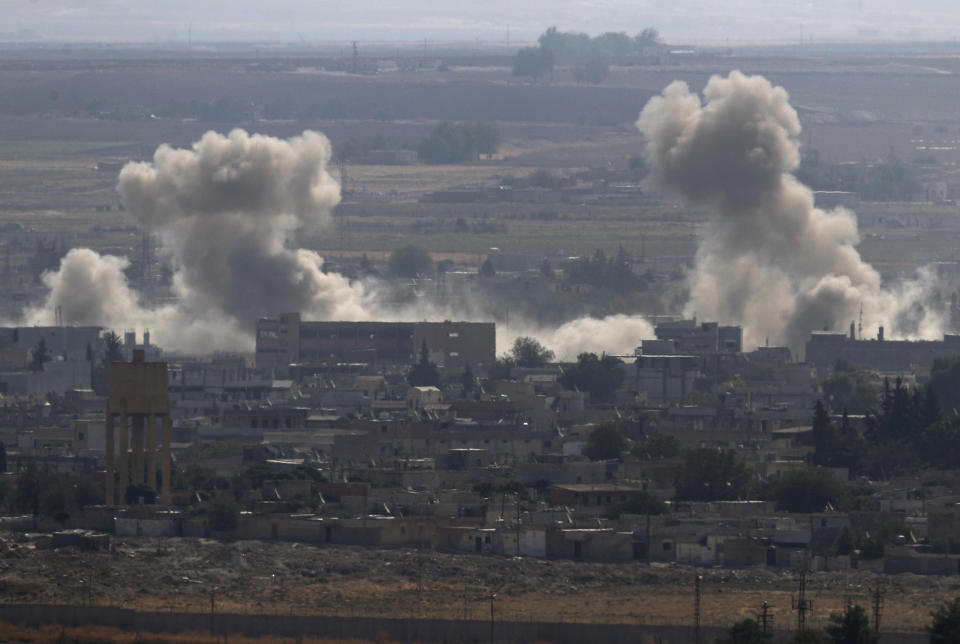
[663,541,672,551]
[449,332,459,338]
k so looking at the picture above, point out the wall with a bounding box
[0,603,929,644]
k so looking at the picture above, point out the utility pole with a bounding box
[209,589,216,638]
[515,493,521,557]
[694,575,702,644]
[489,591,496,644]
[792,569,812,631]
[645,513,652,565]
[759,601,773,635]
[872,586,885,637]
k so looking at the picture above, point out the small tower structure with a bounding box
[105,349,171,505]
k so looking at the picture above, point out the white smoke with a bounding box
[500,314,654,361]
[637,71,948,352]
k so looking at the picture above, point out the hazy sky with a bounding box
[6,0,960,45]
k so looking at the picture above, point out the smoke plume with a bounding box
[26,130,373,352]
[637,71,946,351]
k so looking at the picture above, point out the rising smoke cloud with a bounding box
[637,70,947,352]
[25,129,373,352]
[26,75,947,361]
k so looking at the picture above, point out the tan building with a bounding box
[105,349,172,505]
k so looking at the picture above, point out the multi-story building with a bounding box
[255,313,495,374]
[654,319,742,354]
[805,329,960,373]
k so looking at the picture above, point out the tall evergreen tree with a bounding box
[408,341,440,387]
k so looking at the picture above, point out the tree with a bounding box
[488,357,515,380]
[767,467,851,513]
[510,337,554,368]
[512,46,554,81]
[715,619,773,644]
[461,363,475,396]
[606,491,666,519]
[389,245,433,278]
[635,28,660,47]
[573,57,609,84]
[810,400,837,465]
[821,372,878,414]
[593,31,634,56]
[207,498,240,532]
[583,422,629,460]
[833,526,856,555]
[539,259,554,278]
[928,597,960,644]
[789,631,827,644]
[471,121,500,157]
[559,352,625,402]
[825,605,878,644]
[676,449,753,502]
[103,330,123,364]
[564,247,647,293]
[631,433,681,459]
[408,341,440,387]
[929,356,960,415]
[418,121,500,163]
[30,338,48,371]
[917,416,960,470]
[478,258,496,278]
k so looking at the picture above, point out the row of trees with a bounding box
[582,423,860,515]
[796,153,922,202]
[538,26,660,59]
[417,121,500,163]
[719,597,960,644]
[512,26,660,82]
[564,247,648,293]
[811,375,960,479]
[485,338,626,402]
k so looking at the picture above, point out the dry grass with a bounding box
[0,622,404,644]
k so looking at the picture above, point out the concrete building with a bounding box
[635,354,700,403]
[654,319,742,355]
[105,349,172,505]
[0,325,102,363]
[255,313,495,373]
[805,330,960,373]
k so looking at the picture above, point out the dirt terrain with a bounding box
[0,537,952,634]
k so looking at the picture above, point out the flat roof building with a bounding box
[256,313,495,374]
[805,330,960,373]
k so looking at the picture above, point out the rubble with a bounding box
[0,536,948,631]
